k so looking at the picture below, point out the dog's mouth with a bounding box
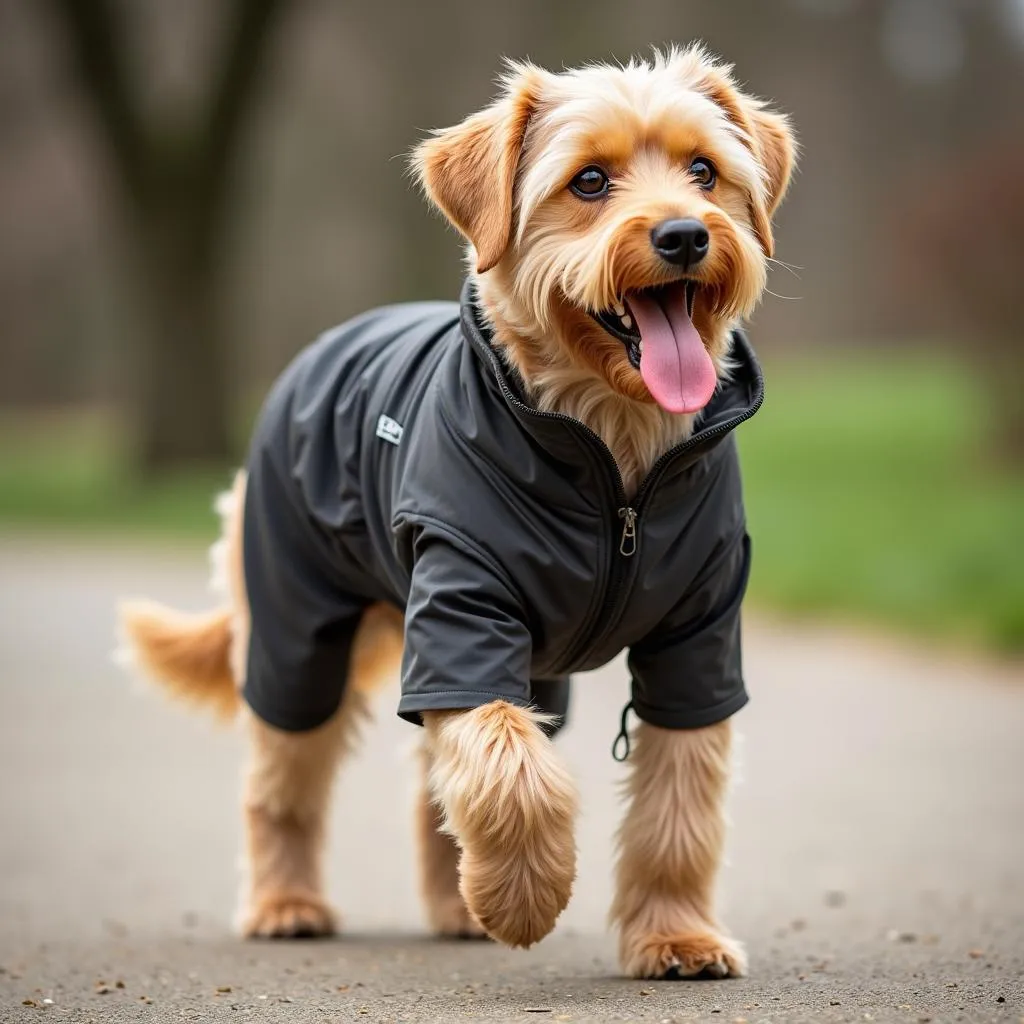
[590,281,717,415]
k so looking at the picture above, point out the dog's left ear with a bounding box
[413,65,544,273]
[693,59,796,259]
[743,104,796,259]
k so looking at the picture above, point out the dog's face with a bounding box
[414,47,795,415]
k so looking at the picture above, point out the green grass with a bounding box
[740,354,1024,652]
[0,411,229,538]
[1,355,1021,652]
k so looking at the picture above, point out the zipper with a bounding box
[478,334,764,671]
[587,395,765,652]
[618,507,637,557]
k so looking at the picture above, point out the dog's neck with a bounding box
[475,277,704,498]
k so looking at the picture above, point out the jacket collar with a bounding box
[458,278,765,480]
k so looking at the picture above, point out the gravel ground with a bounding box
[0,537,1021,1023]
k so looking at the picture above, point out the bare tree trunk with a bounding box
[127,205,231,467]
[44,0,285,472]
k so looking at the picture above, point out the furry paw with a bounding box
[426,702,579,949]
[242,892,336,939]
[622,929,747,979]
[459,836,575,947]
[427,895,490,940]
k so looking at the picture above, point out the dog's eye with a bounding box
[689,158,717,190]
[570,166,609,199]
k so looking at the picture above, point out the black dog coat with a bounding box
[242,281,762,743]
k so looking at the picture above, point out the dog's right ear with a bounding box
[412,65,544,274]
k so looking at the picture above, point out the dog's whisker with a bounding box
[766,258,803,279]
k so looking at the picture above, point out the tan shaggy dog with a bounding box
[120,46,794,980]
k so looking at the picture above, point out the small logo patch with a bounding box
[375,414,404,446]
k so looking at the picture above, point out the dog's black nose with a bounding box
[650,218,709,268]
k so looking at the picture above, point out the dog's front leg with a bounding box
[611,718,747,979]
[423,702,579,947]
[415,742,487,939]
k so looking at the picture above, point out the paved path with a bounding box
[0,537,1021,1023]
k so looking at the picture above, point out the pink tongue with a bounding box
[628,282,717,414]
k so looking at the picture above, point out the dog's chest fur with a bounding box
[526,369,696,497]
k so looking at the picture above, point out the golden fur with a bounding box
[611,719,746,977]
[118,45,793,978]
[415,45,793,493]
[415,742,488,939]
[423,703,579,948]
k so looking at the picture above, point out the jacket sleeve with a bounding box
[396,523,533,724]
[627,529,751,730]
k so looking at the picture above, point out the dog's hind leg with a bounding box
[239,602,400,938]
[240,700,364,937]
[610,718,747,979]
[423,702,578,948]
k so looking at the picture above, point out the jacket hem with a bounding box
[242,687,341,733]
[397,689,533,726]
[630,689,749,730]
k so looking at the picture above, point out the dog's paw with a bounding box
[427,895,490,941]
[459,842,575,948]
[427,702,579,949]
[622,930,747,979]
[242,892,336,939]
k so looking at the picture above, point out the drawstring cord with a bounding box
[611,701,634,762]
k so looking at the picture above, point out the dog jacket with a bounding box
[242,280,762,741]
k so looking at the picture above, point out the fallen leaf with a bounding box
[968,949,984,959]
[215,986,232,993]
[22,999,37,1007]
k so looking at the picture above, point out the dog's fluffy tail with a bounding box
[118,600,239,721]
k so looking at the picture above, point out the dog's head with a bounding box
[413,47,795,416]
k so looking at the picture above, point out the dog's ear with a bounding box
[743,104,796,258]
[691,57,796,258]
[413,66,544,273]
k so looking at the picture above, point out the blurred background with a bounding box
[0,0,1022,652]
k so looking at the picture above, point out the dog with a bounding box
[119,45,795,980]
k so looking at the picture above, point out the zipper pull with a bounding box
[618,507,637,557]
